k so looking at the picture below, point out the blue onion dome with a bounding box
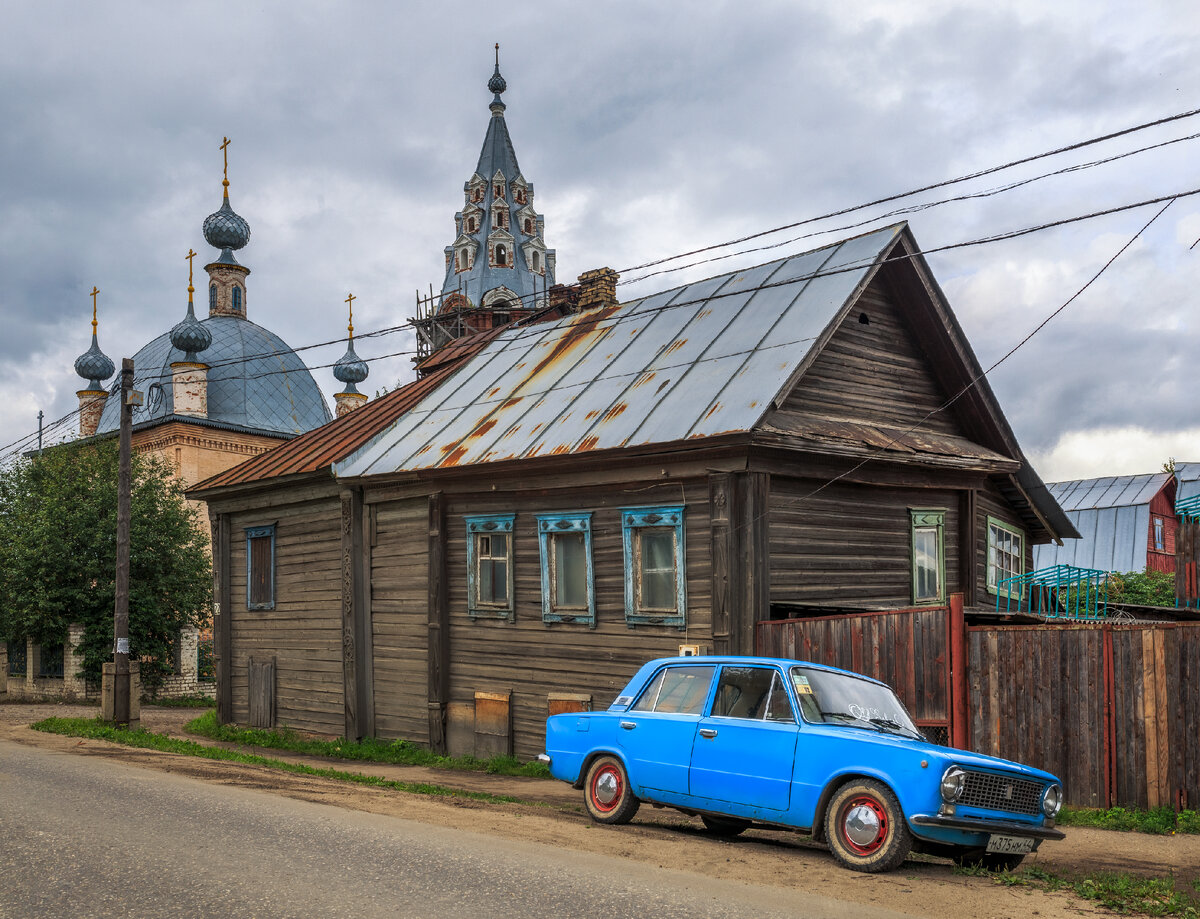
[74,332,115,390]
[170,300,212,361]
[333,340,369,393]
[203,195,251,264]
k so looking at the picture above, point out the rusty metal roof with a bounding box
[336,225,904,478]
[190,327,505,492]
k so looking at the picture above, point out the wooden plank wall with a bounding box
[768,478,961,609]
[443,480,712,761]
[755,608,951,726]
[1176,624,1200,810]
[369,496,429,741]
[1177,518,1199,607]
[967,625,1107,807]
[976,480,1035,607]
[228,499,345,734]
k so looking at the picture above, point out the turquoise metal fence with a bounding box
[996,564,1109,619]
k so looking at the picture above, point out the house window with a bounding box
[465,514,515,620]
[536,513,594,627]
[910,509,946,604]
[621,505,686,628]
[987,517,1025,598]
[232,286,242,311]
[1153,516,1165,551]
[495,244,507,266]
[209,283,217,311]
[245,524,276,610]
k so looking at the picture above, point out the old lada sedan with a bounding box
[539,656,1064,873]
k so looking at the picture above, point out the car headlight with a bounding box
[940,766,966,803]
[1042,783,1062,817]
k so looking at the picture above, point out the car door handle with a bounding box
[620,721,636,730]
[699,728,718,739]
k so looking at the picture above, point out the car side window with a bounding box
[712,667,794,722]
[631,665,714,715]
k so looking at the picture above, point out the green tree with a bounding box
[1106,568,1176,608]
[0,441,211,694]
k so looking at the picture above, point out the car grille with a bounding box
[961,771,1043,815]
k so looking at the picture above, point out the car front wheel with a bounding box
[824,779,912,873]
[583,755,640,825]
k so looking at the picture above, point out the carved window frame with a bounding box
[536,512,595,627]
[621,505,686,628]
[245,524,276,610]
[465,514,515,621]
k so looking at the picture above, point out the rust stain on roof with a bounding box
[601,403,627,423]
[579,435,599,452]
[523,303,620,381]
[663,339,687,356]
[502,398,522,409]
[548,444,570,455]
[440,445,469,467]
[704,402,722,420]
[656,379,671,394]
[468,418,497,439]
[585,410,600,420]
[415,444,432,456]
[488,387,500,398]
[631,372,655,388]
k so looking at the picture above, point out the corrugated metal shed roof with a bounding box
[1176,462,1200,502]
[1033,472,1171,572]
[336,224,904,478]
[1045,473,1170,512]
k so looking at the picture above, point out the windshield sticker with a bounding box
[794,675,813,695]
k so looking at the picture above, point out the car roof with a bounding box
[639,655,889,687]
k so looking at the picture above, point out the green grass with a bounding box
[183,709,551,777]
[143,695,216,709]
[1059,805,1200,835]
[958,864,1200,917]
[31,716,523,805]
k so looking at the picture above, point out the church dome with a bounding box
[93,315,332,436]
[333,340,369,393]
[203,196,251,262]
[74,332,116,390]
[169,301,212,360]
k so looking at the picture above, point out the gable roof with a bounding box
[337,225,906,477]
[1032,473,1173,572]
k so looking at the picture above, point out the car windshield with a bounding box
[789,667,921,738]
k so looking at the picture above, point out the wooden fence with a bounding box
[757,603,1200,810]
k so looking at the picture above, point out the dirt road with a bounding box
[4,702,1197,919]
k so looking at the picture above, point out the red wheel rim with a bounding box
[839,794,888,855]
[590,764,623,813]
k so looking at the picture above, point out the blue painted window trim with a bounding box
[620,505,686,629]
[465,514,515,621]
[535,512,595,628]
[245,524,276,611]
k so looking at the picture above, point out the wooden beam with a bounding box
[960,489,978,608]
[739,471,770,654]
[339,489,360,739]
[709,473,734,655]
[359,502,375,738]
[427,491,450,753]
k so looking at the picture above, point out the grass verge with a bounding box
[184,709,551,777]
[1059,805,1200,835]
[957,864,1200,917]
[31,716,523,805]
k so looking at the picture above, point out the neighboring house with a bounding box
[1032,472,1180,574]
[192,216,1076,758]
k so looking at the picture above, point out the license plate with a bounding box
[986,834,1035,855]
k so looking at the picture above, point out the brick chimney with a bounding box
[576,268,619,311]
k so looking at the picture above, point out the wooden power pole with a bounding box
[112,357,135,725]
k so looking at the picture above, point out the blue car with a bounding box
[539,656,1064,873]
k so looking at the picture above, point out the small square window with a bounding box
[465,515,515,620]
[621,505,686,628]
[536,513,594,627]
[245,524,276,610]
[1153,516,1165,552]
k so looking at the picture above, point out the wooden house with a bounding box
[190,223,1076,759]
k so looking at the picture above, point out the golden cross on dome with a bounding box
[345,292,356,338]
[90,286,100,332]
[220,136,231,192]
[186,249,197,299]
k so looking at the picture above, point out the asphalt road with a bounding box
[0,738,917,919]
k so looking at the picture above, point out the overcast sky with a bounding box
[1,0,1197,482]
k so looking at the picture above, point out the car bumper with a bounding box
[910,814,1065,841]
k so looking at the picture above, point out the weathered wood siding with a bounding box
[755,607,952,728]
[769,478,961,609]
[228,499,344,734]
[776,276,962,435]
[369,497,429,741]
[443,481,713,761]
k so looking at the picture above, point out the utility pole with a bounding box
[37,410,43,453]
[112,357,135,726]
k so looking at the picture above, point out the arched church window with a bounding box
[496,245,507,267]
[209,284,217,311]
[524,218,533,234]
[531,251,540,272]
[459,250,469,271]
[232,286,242,311]
[494,183,505,199]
